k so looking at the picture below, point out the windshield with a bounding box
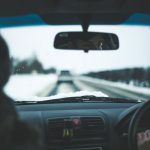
[1,25,150,101]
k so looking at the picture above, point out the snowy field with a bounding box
[4,74,57,100]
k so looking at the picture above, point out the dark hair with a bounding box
[0,35,10,89]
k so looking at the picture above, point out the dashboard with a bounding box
[16,101,145,150]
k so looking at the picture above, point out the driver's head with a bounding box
[0,34,10,90]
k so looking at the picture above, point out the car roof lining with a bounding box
[0,0,150,26]
[0,0,150,16]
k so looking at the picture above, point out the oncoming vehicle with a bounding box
[0,0,150,150]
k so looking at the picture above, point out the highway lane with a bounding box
[75,80,139,100]
[48,82,81,96]
[77,77,150,101]
[45,77,150,101]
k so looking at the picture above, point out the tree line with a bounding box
[11,56,57,74]
[86,67,150,87]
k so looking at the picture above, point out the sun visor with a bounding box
[0,0,149,17]
[0,13,150,28]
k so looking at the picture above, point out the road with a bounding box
[42,76,150,101]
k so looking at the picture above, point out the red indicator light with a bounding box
[72,118,81,126]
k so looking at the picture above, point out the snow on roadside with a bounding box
[4,74,57,100]
[114,82,150,96]
[79,76,150,96]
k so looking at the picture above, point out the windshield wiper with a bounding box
[15,96,140,105]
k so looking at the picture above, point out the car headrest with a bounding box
[0,35,10,89]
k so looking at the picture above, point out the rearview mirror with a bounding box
[54,32,119,52]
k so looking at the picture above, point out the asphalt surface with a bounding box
[48,81,81,96]
[47,77,150,101]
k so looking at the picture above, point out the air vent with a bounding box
[48,118,65,140]
[81,117,105,130]
[47,117,107,150]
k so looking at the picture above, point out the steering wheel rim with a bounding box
[128,100,150,150]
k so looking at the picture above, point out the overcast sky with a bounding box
[1,25,150,74]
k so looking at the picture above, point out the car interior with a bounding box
[0,0,150,150]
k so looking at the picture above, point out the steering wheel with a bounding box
[128,100,150,150]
